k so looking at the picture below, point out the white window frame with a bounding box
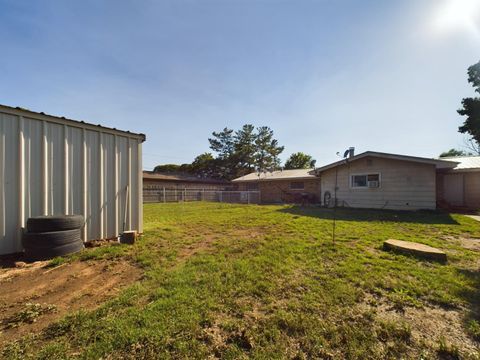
[350,173,381,189]
[290,181,305,190]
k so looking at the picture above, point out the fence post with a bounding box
[202,188,204,201]
[247,192,250,205]
[184,188,187,202]
[175,188,177,202]
[163,187,166,203]
[219,191,222,203]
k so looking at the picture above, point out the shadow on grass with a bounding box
[456,268,480,341]
[277,206,460,225]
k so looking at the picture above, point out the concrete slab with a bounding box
[383,239,447,262]
[465,215,480,222]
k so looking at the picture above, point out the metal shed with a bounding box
[0,104,146,255]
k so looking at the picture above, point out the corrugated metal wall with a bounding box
[0,108,143,255]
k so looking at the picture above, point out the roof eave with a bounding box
[315,151,459,173]
[0,104,146,141]
[232,176,317,182]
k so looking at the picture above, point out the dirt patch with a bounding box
[443,235,480,252]
[359,293,480,356]
[176,227,267,261]
[232,227,267,240]
[458,237,480,252]
[0,259,142,345]
[177,234,220,260]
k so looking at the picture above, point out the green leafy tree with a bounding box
[190,152,221,178]
[284,152,316,169]
[233,124,257,177]
[208,125,284,179]
[154,164,189,173]
[208,128,234,160]
[458,61,480,154]
[254,126,284,172]
[439,149,471,158]
[208,128,237,178]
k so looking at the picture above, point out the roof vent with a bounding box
[348,147,355,158]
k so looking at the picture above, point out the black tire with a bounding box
[23,229,82,249]
[24,240,84,261]
[26,215,84,233]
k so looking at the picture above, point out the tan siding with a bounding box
[464,172,480,209]
[320,157,436,210]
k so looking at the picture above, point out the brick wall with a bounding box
[236,178,321,203]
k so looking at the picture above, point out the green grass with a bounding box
[3,202,480,359]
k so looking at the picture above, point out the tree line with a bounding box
[154,125,316,180]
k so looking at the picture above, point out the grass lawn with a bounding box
[3,202,480,359]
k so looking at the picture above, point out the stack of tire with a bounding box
[23,215,85,261]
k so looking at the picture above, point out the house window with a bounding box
[290,181,305,190]
[351,174,380,188]
[246,183,259,191]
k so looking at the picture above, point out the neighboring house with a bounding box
[436,156,480,210]
[0,104,145,255]
[232,150,478,211]
[143,171,230,202]
[143,171,229,190]
[315,151,457,211]
[232,169,320,203]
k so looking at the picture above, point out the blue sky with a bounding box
[1,0,479,170]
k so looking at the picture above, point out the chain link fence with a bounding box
[143,187,261,204]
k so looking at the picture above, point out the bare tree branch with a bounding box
[462,137,480,155]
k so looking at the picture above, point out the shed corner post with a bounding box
[81,128,88,243]
[63,124,69,215]
[138,140,143,234]
[42,120,49,216]
[18,116,25,245]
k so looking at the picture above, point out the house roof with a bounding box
[143,171,229,184]
[0,104,146,141]
[231,169,316,182]
[314,151,459,174]
[439,156,480,172]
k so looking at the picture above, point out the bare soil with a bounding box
[443,235,480,252]
[0,259,142,345]
[360,293,480,357]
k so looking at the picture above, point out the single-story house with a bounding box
[232,150,480,211]
[143,171,229,189]
[0,104,145,255]
[315,151,458,210]
[232,169,320,203]
[436,156,480,210]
